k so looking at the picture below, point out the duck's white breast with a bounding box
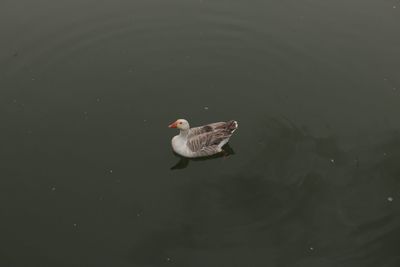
[171,135,192,157]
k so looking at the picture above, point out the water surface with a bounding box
[1,0,400,266]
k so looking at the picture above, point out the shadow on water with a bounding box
[131,118,400,267]
[170,144,236,170]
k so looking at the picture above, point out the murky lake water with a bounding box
[1,0,400,266]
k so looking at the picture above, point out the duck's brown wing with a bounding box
[186,129,232,153]
[188,120,238,138]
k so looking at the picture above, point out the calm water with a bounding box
[1,0,400,266]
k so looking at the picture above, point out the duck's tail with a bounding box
[227,120,238,133]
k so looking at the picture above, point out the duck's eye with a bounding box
[179,122,183,124]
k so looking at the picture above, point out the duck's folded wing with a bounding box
[186,130,231,152]
[188,122,226,138]
[191,145,221,157]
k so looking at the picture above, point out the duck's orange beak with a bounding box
[168,121,178,128]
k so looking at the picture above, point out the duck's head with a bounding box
[168,119,190,130]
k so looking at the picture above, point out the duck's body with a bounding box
[169,119,238,158]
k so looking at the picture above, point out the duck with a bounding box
[168,119,238,158]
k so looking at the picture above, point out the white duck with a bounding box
[168,119,238,158]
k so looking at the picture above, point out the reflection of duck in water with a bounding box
[171,144,235,170]
[168,119,238,158]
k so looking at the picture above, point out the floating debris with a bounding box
[388,197,393,202]
[309,247,314,251]
[109,169,113,174]
[204,106,209,110]
[330,159,335,163]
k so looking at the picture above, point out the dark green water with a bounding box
[1,0,400,266]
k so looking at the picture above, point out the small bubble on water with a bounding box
[309,247,314,251]
[73,223,77,227]
[204,106,209,110]
[96,98,101,102]
[330,159,335,163]
[166,257,172,262]
[51,186,56,191]
[109,169,113,173]
[393,5,397,9]
[388,197,393,202]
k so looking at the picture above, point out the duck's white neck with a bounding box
[179,129,189,138]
